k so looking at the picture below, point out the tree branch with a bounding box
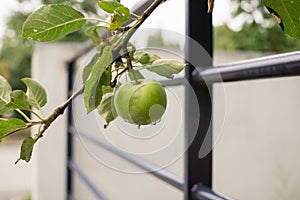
[33,85,84,143]
[113,0,165,53]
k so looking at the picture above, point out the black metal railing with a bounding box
[65,0,300,200]
[66,50,300,200]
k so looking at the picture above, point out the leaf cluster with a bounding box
[0,76,47,163]
[1,0,186,163]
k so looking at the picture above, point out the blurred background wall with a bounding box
[1,0,300,199]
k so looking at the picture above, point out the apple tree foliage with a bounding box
[0,0,300,163]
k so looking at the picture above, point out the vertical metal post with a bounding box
[185,0,213,199]
[66,61,75,200]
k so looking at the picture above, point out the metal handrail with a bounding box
[192,184,233,200]
[193,51,300,84]
[66,50,300,200]
[66,1,300,199]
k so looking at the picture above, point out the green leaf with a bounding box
[128,70,144,81]
[148,53,161,64]
[0,118,27,140]
[7,90,30,110]
[84,46,113,113]
[92,64,112,110]
[146,59,186,79]
[98,91,117,128]
[98,0,123,13]
[0,76,13,115]
[22,4,86,42]
[99,65,112,88]
[22,78,47,110]
[15,137,35,164]
[110,6,130,31]
[263,0,300,38]
[102,85,113,95]
[133,51,160,65]
[85,26,105,48]
[0,75,12,104]
[0,101,13,115]
[133,51,150,64]
[85,26,106,36]
[82,53,101,83]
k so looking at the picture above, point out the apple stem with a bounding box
[124,51,139,84]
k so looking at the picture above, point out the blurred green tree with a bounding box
[0,0,99,91]
[0,12,31,91]
[214,24,300,52]
[0,0,99,119]
[147,31,181,50]
[214,0,300,52]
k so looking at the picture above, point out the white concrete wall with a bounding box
[31,43,82,200]
[213,77,300,200]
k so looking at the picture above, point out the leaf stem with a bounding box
[16,109,31,122]
[107,0,166,86]
[124,51,138,84]
[30,110,45,121]
[111,68,128,86]
[85,17,110,25]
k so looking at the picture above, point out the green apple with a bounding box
[114,79,167,125]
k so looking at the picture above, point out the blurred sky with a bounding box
[0,0,234,40]
[0,0,42,39]
[0,0,18,38]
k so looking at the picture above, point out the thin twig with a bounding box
[113,0,165,53]
[111,68,128,87]
[124,51,139,83]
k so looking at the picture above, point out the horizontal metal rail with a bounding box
[147,51,300,87]
[160,77,185,87]
[70,127,184,191]
[192,184,233,200]
[68,159,108,200]
[193,51,300,84]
